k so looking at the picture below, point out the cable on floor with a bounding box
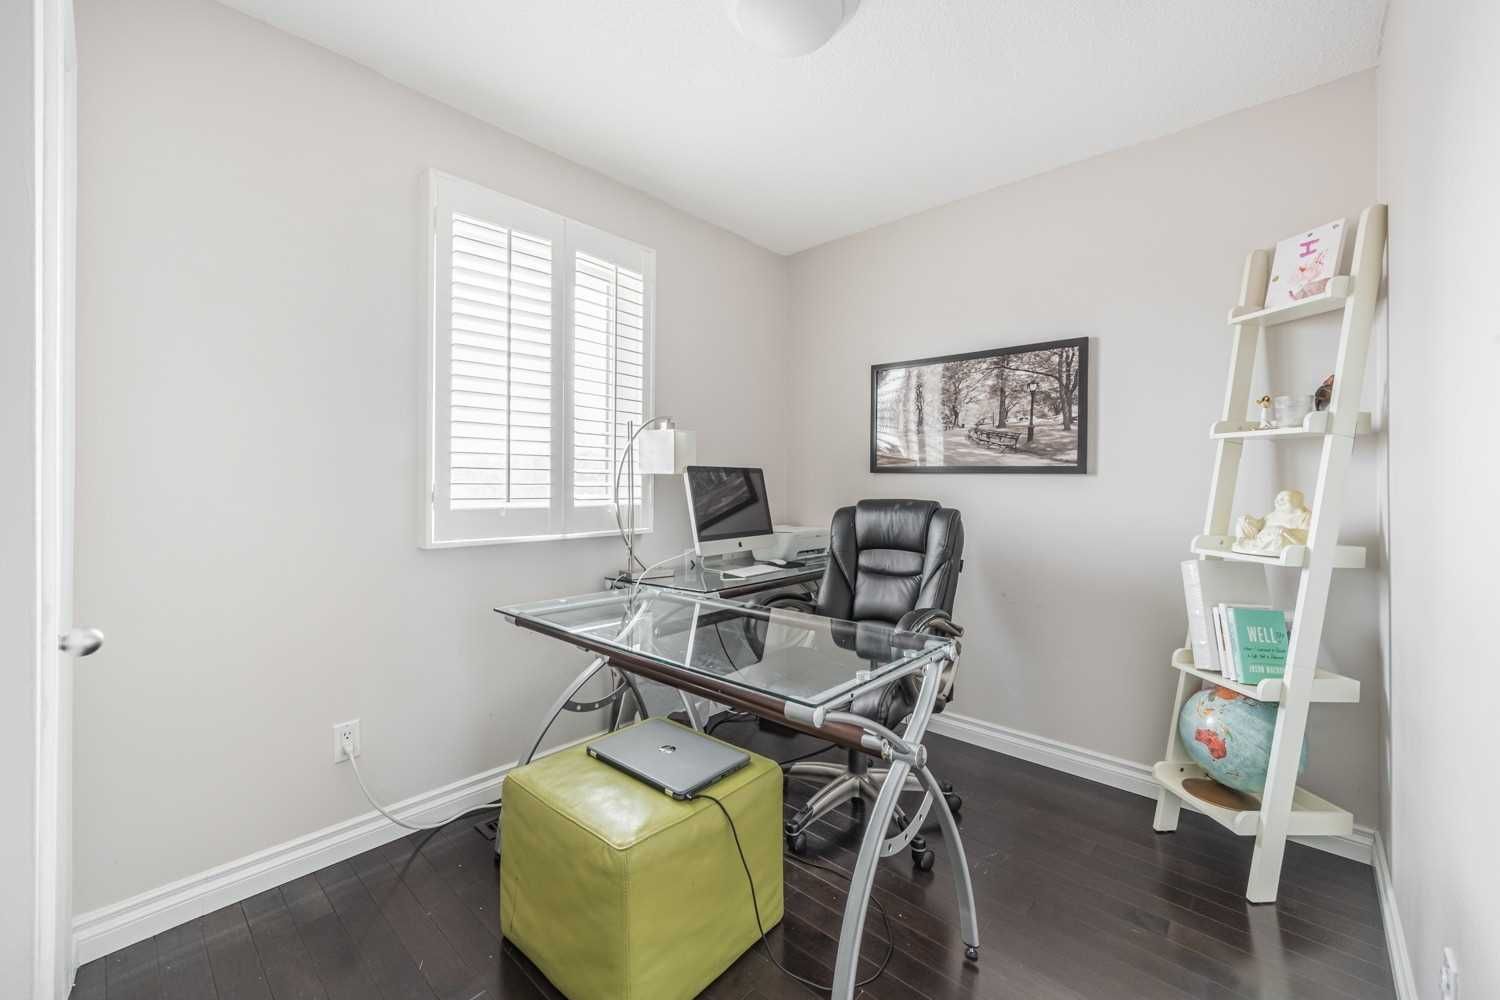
[695,791,895,992]
[348,750,499,831]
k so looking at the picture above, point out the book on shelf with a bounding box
[1226,606,1293,684]
[1207,604,1294,683]
[1180,560,1270,672]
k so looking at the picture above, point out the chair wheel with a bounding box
[912,848,935,871]
[786,831,807,855]
[945,792,963,815]
[964,945,979,962]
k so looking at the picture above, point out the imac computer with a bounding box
[683,466,777,561]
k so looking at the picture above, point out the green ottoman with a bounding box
[500,720,784,1000]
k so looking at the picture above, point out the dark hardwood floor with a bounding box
[72,725,1395,999]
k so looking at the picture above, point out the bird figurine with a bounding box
[1314,374,1334,411]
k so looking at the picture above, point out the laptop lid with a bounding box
[587,719,750,800]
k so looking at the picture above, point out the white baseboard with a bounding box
[1372,831,1418,1000]
[72,733,597,966]
[927,710,1375,865]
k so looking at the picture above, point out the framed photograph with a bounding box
[870,337,1089,474]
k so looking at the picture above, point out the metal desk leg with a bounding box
[498,656,616,859]
[918,764,979,956]
[617,670,651,727]
[678,690,703,730]
[826,654,967,997]
[830,757,911,998]
[523,656,611,766]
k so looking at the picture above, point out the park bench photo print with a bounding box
[870,337,1089,474]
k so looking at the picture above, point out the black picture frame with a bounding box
[869,337,1089,474]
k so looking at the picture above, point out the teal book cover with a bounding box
[1231,608,1291,683]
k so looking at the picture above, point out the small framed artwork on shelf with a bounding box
[1266,219,1348,307]
[869,337,1088,474]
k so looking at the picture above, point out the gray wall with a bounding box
[786,72,1385,827]
[73,0,792,913]
[1,0,39,991]
[1378,1,1500,996]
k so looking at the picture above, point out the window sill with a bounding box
[420,526,653,550]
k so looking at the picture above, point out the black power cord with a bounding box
[694,792,894,993]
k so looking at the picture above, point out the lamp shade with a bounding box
[635,429,697,475]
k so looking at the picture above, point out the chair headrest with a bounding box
[853,499,942,552]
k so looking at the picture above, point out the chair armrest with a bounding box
[894,609,963,711]
[895,608,964,638]
[750,591,819,615]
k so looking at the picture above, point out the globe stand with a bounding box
[1182,778,1259,813]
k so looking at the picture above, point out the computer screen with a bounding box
[684,466,773,543]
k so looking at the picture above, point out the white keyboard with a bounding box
[719,563,782,579]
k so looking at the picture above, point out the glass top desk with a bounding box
[495,588,980,997]
[602,555,827,600]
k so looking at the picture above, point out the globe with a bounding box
[1177,686,1306,795]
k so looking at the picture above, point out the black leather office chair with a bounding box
[760,498,965,868]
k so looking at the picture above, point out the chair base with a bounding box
[782,755,961,868]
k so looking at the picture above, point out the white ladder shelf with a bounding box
[1150,203,1387,903]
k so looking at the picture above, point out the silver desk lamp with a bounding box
[613,416,696,578]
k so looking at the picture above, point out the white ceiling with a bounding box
[216,0,1386,254]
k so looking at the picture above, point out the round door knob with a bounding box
[59,627,104,656]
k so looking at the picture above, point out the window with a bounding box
[422,171,655,546]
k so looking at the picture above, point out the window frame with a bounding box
[420,170,656,549]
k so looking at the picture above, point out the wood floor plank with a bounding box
[156,919,217,1000]
[314,861,437,1000]
[103,936,159,1000]
[241,887,329,1000]
[346,842,478,998]
[784,857,1087,1000]
[932,741,1385,930]
[373,838,545,1000]
[201,903,274,1000]
[898,744,1392,964]
[70,958,107,1000]
[278,873,386,1000]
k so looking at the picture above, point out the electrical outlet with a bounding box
[332,719,361,763]
[1440,947,1459,1000]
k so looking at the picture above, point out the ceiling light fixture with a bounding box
[726,0,860,57]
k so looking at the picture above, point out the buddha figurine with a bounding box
[1233,489,1312,556]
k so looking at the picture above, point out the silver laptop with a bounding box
[586,718,749,800]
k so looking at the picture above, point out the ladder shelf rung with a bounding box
[1168,648,1360,703]
[1151,761,1354,838]
[1190,535,1367,569]
[1228,275,1353,327]
[1210,411,1371,440]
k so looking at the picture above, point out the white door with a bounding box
[35,1,84,997]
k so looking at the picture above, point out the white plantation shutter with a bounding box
[423,172,653,546]
[571,253,646,506]
[448,216,553,509]
[565,224,654,534]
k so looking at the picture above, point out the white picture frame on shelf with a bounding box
[1266,219,1347,307]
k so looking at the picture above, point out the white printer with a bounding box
[755,524,830,562]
